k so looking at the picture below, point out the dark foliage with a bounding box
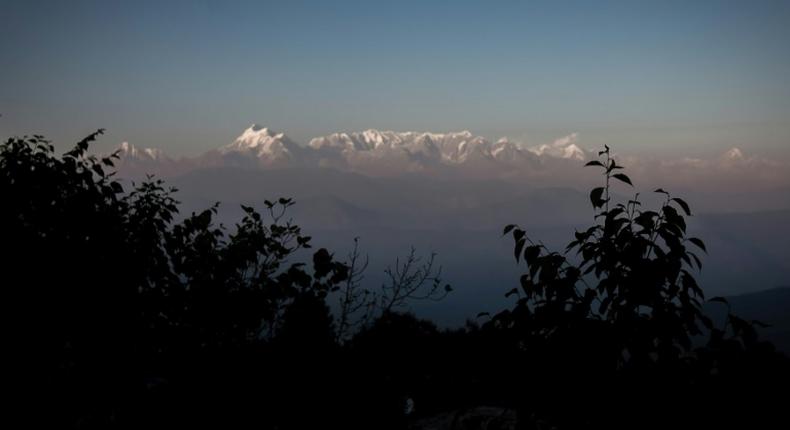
[2,133,787,429]
[2,132,348,428]
[493,146,789,429]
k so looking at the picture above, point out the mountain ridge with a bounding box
[111,125,783,193]
[114,125,590,176]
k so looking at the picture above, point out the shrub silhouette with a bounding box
[1,132,349,428]
[492,146,789,429]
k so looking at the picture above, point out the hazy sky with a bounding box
[2,0,789,157]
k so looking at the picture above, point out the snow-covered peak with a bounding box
[717,147,763,168]
[234,125,285,145]
[723,147,745,161]
[527,133,586,161]
[117,142,167,161]
[220,125,300,161]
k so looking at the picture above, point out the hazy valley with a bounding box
[110,126,790,327]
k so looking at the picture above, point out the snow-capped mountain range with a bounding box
[307,129,559,164]
[113,124,778,187]
[116,124,589,176]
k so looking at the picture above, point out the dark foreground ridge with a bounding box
[2,131,788,429]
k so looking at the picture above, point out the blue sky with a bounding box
[2,0,789,157]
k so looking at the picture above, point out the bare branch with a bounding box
[335,237,374,342]
[380,247,450,314]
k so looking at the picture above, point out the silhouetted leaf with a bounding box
[524,245,540,266]
[514,238,526,263]
[688,251,703,270]
[688,237,706,253]
[671,197,691,216]
[612,173,632,186]
[590,187,606,208]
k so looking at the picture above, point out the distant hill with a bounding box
[149,165,790,326]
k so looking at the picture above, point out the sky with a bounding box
[2,0,790,158]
